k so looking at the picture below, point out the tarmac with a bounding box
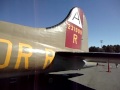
[49,63,120,90]
[0,63,120,90]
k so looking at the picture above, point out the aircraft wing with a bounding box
[56,52,120,64]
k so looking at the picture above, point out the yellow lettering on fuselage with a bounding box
[0,38,55,70]
[15,43,32,69]
[73,34,78,44]
[0,39,12,69]
[43,48,55,69]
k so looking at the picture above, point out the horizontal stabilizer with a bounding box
[56,52,120,63]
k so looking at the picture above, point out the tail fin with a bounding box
[47,7,88,52]
[0,7,88,52]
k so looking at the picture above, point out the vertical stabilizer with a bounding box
[45,7,88,52]
[65,7,88,52]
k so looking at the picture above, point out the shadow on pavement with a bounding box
[0,73,95,90]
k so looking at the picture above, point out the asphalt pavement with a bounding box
[0,63,120,90]
[51,63,120,90]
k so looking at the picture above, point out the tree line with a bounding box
[89,45,120,53]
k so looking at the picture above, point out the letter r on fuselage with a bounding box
[15,43,32,69]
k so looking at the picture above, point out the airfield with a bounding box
[0,63,120,90]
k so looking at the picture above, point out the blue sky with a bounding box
[0,0,120,47]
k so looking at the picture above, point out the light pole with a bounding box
[100,40,103,48]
